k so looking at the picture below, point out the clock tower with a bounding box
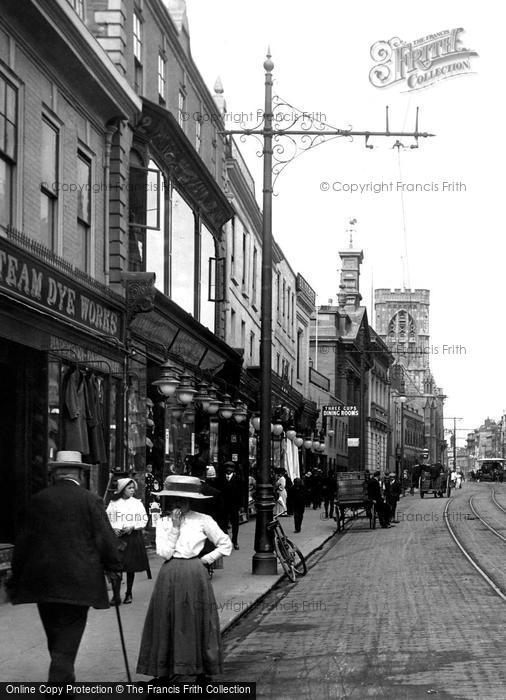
[338,234,363,311]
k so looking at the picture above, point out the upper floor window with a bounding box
[242,231,247,288]
[158,53,166,102]
[40,117,59,250]
[133,12,143,94]
[178,90,186,128]
[252,247,258,305]
[296,329,303,379]
[196,118,202,153]
[0,75,17,231]
[67,0,85,20]
[76,152,91,272]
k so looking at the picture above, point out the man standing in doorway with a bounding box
[9,451,121,683]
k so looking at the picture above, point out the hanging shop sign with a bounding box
[347,437,360,447]
[0,236,123,340]
[323,405,359,417]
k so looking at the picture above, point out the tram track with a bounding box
[444,487,506,602]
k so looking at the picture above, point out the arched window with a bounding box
[387,310,416,341]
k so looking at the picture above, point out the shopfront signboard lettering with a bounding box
[323,405,359,417]
[0,237,123,340]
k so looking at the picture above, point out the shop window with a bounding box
[40,117,59,250]
[0,75,17,231]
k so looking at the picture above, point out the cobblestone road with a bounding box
[218,486,506,699]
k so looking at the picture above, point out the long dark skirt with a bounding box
[120,530,150,573]
[136,558,222,677]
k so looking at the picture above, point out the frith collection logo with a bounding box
[369,28,478,91]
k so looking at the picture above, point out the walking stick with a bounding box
[110,574,132,682]
[103,471,114,503]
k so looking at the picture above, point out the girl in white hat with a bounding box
[136,475,232,682]
[106,478,149,604]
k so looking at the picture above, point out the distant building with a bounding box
[375,288,446,464]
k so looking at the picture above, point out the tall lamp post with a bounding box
[222,54,434,575]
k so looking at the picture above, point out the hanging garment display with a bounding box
[84,374,107,464]
[62,367,90,455]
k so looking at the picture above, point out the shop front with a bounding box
[0,230,127,546]
[128,291,250,506]
[246,368,318,481]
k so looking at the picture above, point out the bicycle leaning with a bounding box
[267,512,307,582]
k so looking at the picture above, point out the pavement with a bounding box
[0,506,337,682]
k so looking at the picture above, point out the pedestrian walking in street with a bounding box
[286,478,307,533]
[384,473,401,523]
[8,451,121,683]
[303,471,313,507]
[311,469,322,510]
[321,472,336,519]
[220,462,243,550]
[136,476,232,682]
[367,470,391,528]
[274,468,288,516]
[194,466,226,571]
[106,478,150,605]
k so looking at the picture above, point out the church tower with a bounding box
[374,288,430,390]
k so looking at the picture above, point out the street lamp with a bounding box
[221,54,433,575]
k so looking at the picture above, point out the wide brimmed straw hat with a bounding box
[49,451,89,470]
[114,478,137,495]
[158,475,212,499]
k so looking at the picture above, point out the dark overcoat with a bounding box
[10,480,120,608]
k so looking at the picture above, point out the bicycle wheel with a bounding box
[274,535,296,582]
[284,538,307,576]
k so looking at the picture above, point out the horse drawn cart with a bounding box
[334,471,376,531]
[419,467,451,498]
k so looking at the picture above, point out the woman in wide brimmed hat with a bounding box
[106,478,150,604]
[136,475,232,681]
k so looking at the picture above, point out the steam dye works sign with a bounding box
[0,236,123,340]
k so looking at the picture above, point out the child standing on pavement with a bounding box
[106,478,150,605]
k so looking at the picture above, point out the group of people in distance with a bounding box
[365,470,402,528]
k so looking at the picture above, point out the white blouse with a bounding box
[106,496,148,532]
[156,511,232,565]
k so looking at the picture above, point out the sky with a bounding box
[184,1,503,444]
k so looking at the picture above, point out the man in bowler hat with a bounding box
[9,451,121,683]
[220,462,243,550]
